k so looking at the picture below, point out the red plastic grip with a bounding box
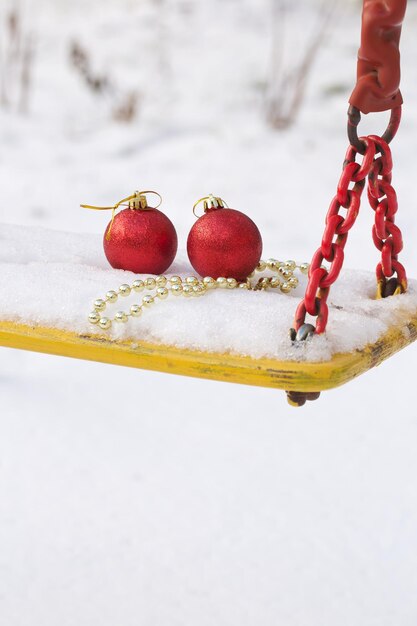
[349,0,407,114]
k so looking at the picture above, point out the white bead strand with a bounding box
[88,259,309,330]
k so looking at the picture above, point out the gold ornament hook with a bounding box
[192,194,228,218]
[81,190,163,240]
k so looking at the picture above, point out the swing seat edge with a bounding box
[1,314,416,393]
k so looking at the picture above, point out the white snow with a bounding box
[2,1,417,626]
[1,222,417,362]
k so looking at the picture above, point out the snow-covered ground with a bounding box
[1,1,417,625]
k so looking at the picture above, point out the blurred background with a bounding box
[1,1,417,624]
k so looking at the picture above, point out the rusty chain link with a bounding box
[292,132,407,337]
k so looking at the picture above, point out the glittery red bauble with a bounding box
[103,208,178,274]
[187,207,263,281]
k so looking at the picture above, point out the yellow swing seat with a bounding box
[1,312,416,402]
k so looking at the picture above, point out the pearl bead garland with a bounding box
[88,259,309,330]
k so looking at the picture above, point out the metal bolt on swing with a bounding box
[285,0,408,407]
[289,324,315,343]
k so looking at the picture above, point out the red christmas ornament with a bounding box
[187,195,263,281]
[83,191,177,274]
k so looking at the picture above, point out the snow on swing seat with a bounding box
[1,222,417,392]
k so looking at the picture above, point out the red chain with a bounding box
[366,135,407,297]
[294,135,407,335]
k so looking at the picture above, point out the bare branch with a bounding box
[0,5,36,114]
[266,0,339,130]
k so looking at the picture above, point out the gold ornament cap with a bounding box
[81,190,163,240]
[193,194,228,217]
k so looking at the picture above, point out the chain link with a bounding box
[293,134,407,336]
[366,135,407,298]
